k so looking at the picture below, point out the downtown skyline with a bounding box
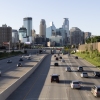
[0,0,100,35]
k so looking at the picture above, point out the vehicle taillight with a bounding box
[96,92,98,94]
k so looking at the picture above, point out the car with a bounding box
[55,57,58,60]
[70,81,81,89]
[17,63,22,67]
[59,56,62,59]
[77,66,83,71]
[93,71,100,77]
[65,66,71,72]
[51,74,60,83]
[27,57,31,60]
[7,60,12,63]
[75,56,78,59]
[54,55,56,57]
[81,72,88,78]
[54,63,59,66]
[58,53,60,56]
[19,58,23,61]
[61,59,65,62]
[91,85,100,97]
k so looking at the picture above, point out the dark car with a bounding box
[54,55,56,57]
[51,74,60,83]
[7,60,12,63]
[54,63,59,66]
[56,57,58,60]
[17,63,22,67]
[93,72,100,77]
[75,56,78,59]
[77,66,83,71]
[59,56,62,59]
[19,58,23,61]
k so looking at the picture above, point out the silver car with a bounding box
[91,85,100,97]
[65,67,71,72]
[81,72,88,78]
[61,59,65,62]
[70,81,81,89]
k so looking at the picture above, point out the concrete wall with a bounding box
[78,42,100,52]
[0,54,48,100]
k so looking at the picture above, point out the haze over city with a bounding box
[0,0,100,35]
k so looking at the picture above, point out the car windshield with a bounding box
[73,82,79,84]
[83,73,87,74]
[67,67,70,69]
[52,76,58,78]
[96,72,100,75]
[79,67,83,69]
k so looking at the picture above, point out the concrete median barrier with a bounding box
[0,54,48,100]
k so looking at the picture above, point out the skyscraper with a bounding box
[0,24,12,46]
[23,17,32,42]
[39,19,46,40]
[62,18,69,32]
[62,18,70,44]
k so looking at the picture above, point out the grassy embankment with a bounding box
[0,51,24,59]
[74,51,100,67]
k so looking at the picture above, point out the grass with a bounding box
[75,53,100,67]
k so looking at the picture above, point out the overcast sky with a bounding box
[0,0,100,35]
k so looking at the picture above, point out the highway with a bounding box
[6,54,100,100]
[0,54,43,74]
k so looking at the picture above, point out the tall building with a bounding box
[12,30,19,43]
[46,22,56,38]
[0,24,12,46]
[23,17,32,42]
[70,27,84,46]
[84,32,91,41]
[50,35,63,46]
[32,29,36,45]
[62,18,70,44]
[19,27,27,43]
[39,19,46,40]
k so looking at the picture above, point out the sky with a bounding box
[0,0,100,35]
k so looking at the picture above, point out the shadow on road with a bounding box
[6,54,52,100]
[59,80,71,84]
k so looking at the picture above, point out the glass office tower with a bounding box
[19,27,27,43]
[23,17,32,38]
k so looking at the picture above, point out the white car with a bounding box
[81,72,88,78]
[65,67,71,72]
[70,81,81,89]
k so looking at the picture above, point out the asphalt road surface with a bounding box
[6,54,100,100]
[0,54,43,74]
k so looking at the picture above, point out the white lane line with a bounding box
[67,55,78,77]
[75,72,78,77]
